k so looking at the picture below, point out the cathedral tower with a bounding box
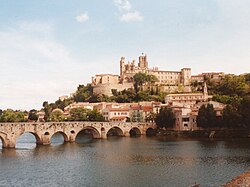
[138,54,148,69]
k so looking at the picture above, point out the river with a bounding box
[0,133,249,187]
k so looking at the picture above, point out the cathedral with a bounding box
[92,54,192,96]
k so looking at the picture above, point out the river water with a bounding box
[0,134,249,187]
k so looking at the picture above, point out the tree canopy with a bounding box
[133,72,158,92]
[196,104,217,128]
[155,107,175,128]
[28,109,38,121]
[0,109,27,122]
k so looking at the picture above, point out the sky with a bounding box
[0,0,250,110]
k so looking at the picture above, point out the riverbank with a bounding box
[221,170,250,186]
[156,129,250,139]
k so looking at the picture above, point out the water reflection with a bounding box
[16,132,37,149]
[0,136,250,187]
[0,138,2,149]
[50,132,66,145]
[75,130,97,144]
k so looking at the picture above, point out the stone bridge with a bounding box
[0,122,156,148]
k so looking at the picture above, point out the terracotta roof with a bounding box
[141,106,153,112]
[107,107,129,112]
[167,93,204,97]
[191,75,203,77]
[131,105,141,110]
[110,116,127,120]
[171,106,185,108]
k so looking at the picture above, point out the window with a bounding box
[182,118,189,122]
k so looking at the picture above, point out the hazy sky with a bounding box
[1,0,250,110]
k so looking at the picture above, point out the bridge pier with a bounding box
[124,131,130,137]
[38,135,51,145]
[68,135,76,142]
[3,139,16,149]
[101,131,107,139]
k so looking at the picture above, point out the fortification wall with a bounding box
[93,83,134,96]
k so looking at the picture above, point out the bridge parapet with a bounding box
[0,122,156,148]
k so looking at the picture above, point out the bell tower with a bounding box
[138,53,148,69]
[204,82,208,101]
[120,57,125,77]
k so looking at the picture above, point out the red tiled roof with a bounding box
[106,106,129,111]
[141,106,153,112]
[131,105,141,110]
[110,116,127,120]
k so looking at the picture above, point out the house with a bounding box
[171,100,225,131]
[171,106,195,131]
[165,82,210,107]
[102,106,130,122]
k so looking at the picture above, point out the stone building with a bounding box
[165,83,210,107]
[120,54,192,93]
[171,100,225,131]
[101,106,130,122]
[92,74,133,96]
[92,54,192,96]
[191,72,225,83]
[129,105,153,122]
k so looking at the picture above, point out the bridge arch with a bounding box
[50,131,69,144]
[16,131,41,143]
[129,127,141,137]
[146,127,155,136]
[76,126,101,139]
[15,131,42,148]
[107,126,124,137]
[0,132,7,148]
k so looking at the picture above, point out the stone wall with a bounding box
[93,82,134,96]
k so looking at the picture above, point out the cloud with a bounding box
[0,21,79,110]
[114,0,143,22]
[120,11,143,22]
[75,13,89,23]
[17,21,53,36]
[114,0,131,12]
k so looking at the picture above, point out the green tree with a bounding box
[87,110,105,121]
[114,88,136,103]
[74,84,93,102]
[69,107,89,121]
[133,73,158,93]
[155,107,175,128]
[0,109,27,122]
[136,91,151,101]
[239,96,250,128]
[42,101,57,121]
[28,109,38,121]
[133,72,148,92]
[216,75,248,96]
[55,98,73,110]
[213,94,242,105]
[49,109,64,122]
[222,105,242,128]
[197,104,217,128]
[146,74,158,84]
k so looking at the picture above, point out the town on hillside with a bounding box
[1,54,250,132]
